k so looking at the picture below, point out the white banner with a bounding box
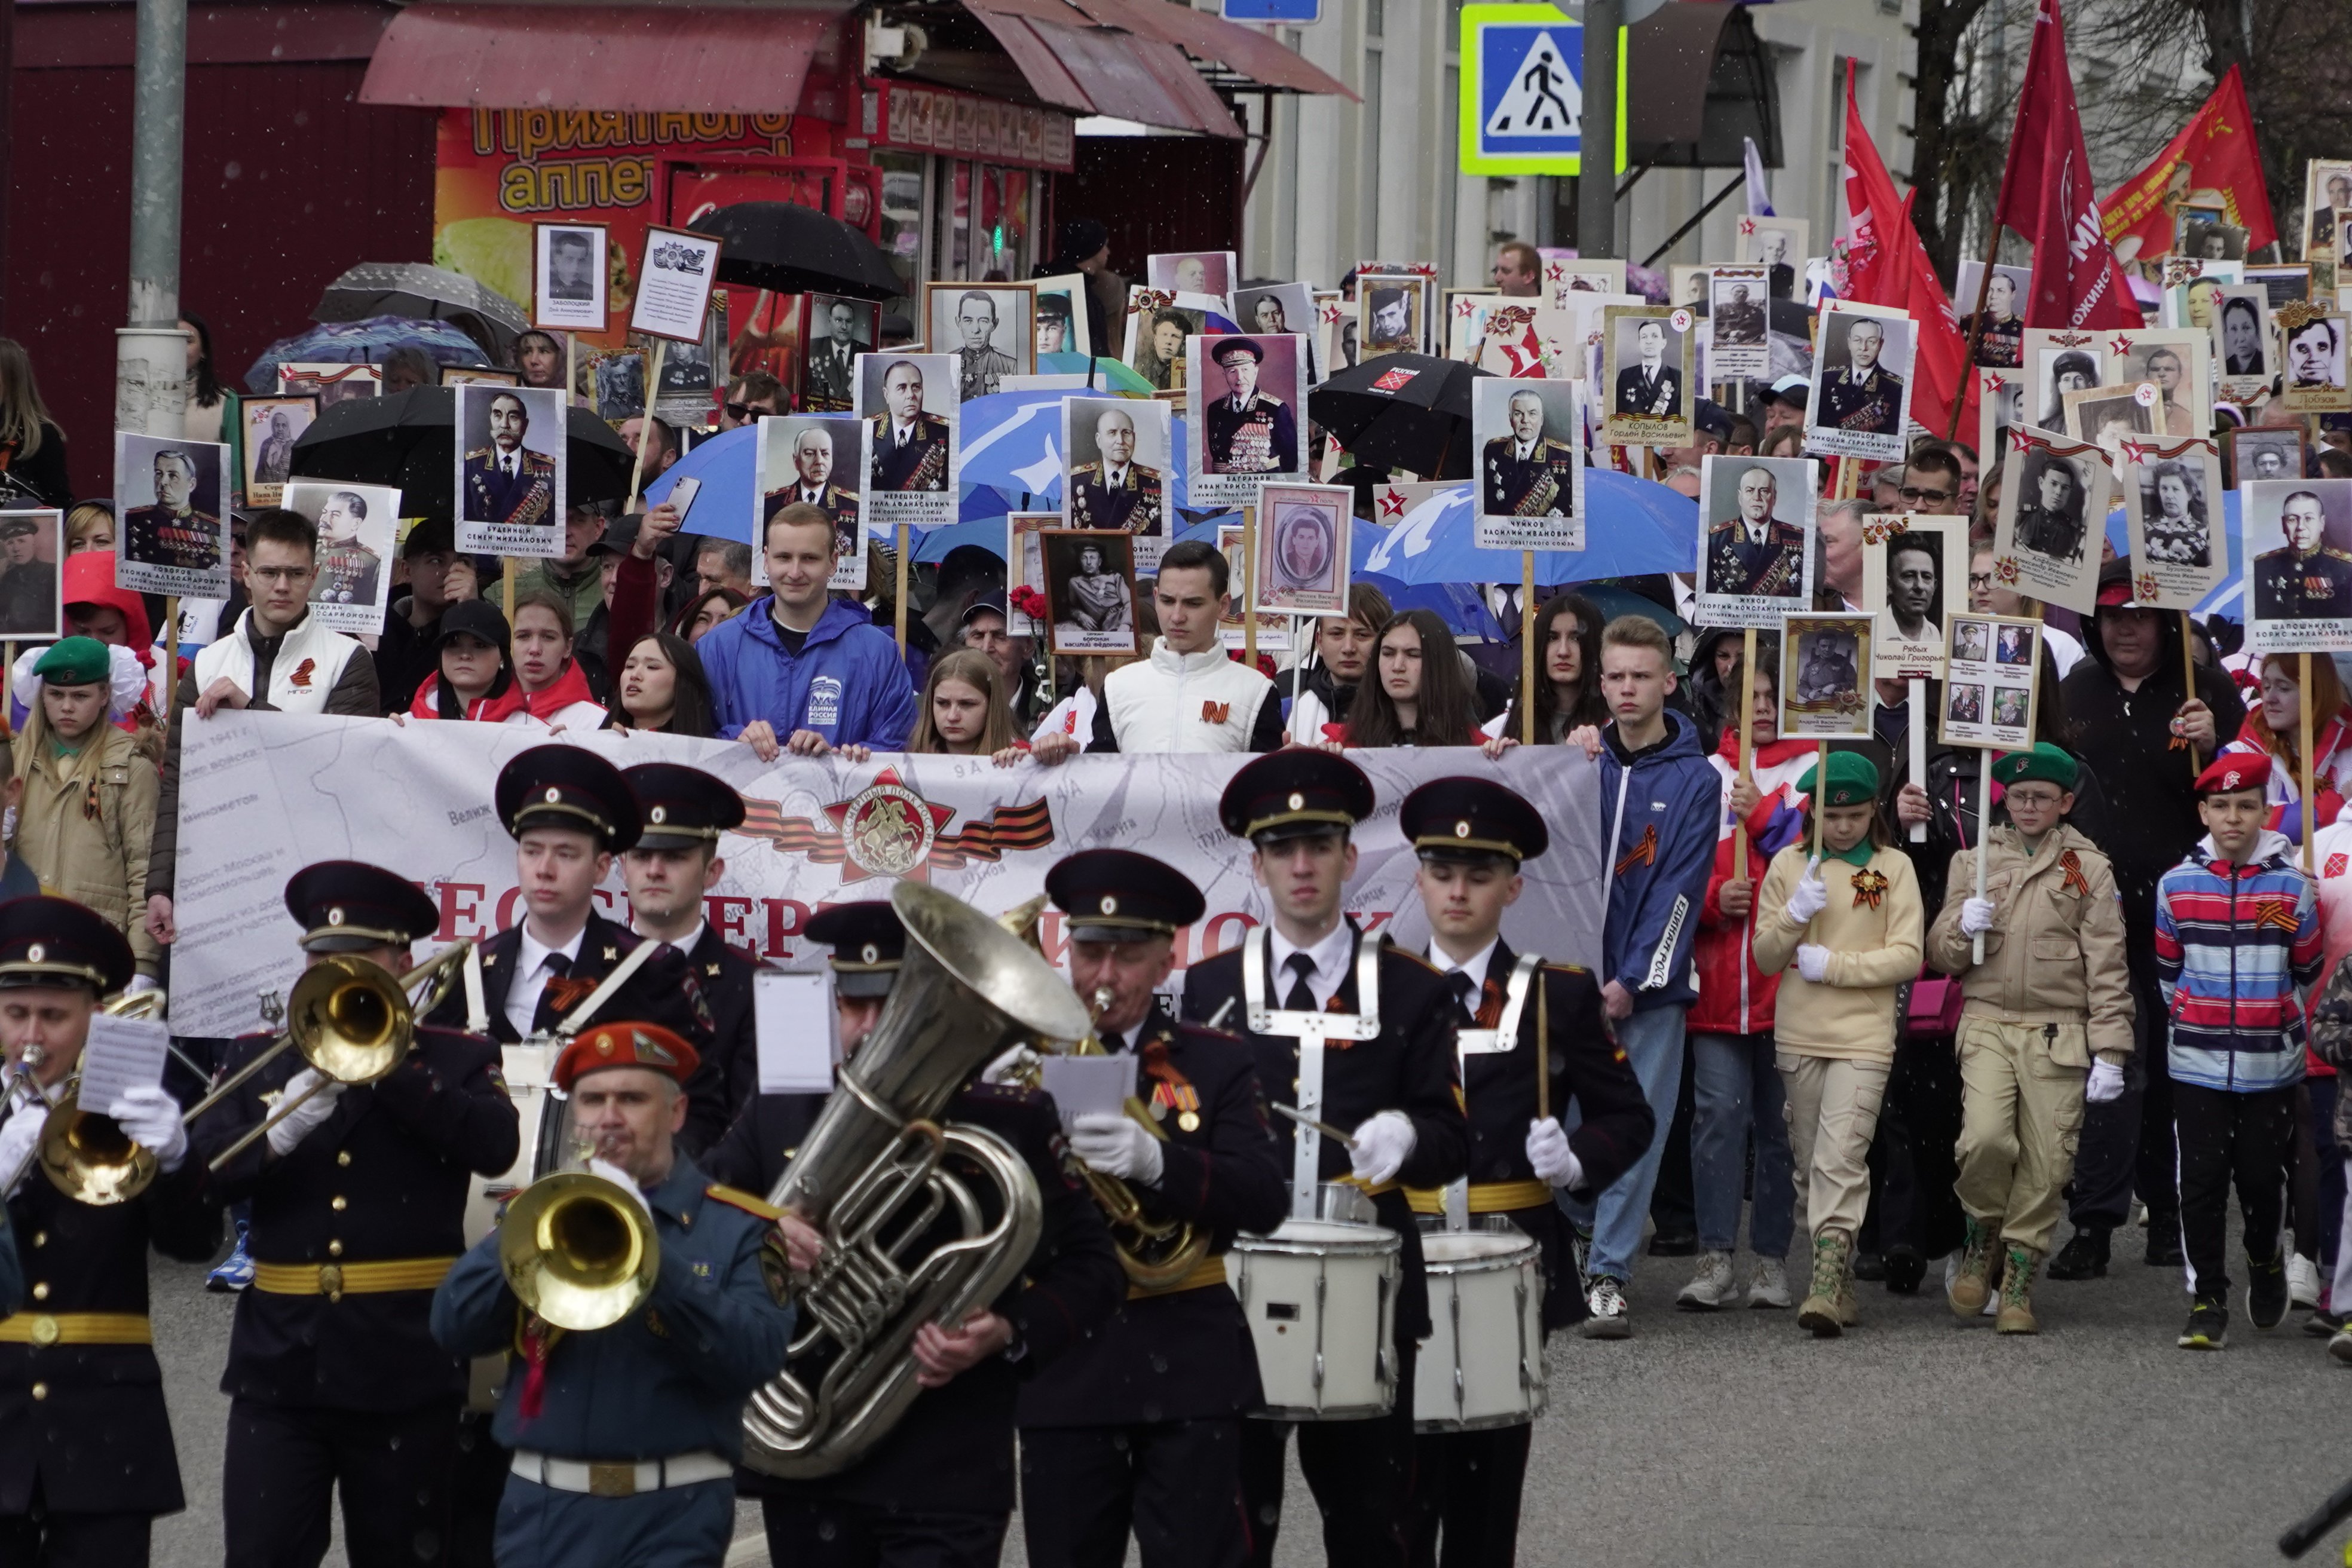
[166,714,1607,1040]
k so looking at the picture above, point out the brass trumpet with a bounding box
[497,1138,660,1333]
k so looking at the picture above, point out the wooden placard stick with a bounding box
[2181,612,2201,776]
[623,339,667,513]
[1971,748,1994,964]
[1907,677,1928,843]
[1241,506,1258,670]
[163,598,179,725]
[1520,550,1538,745]
[2304,650,2317,874]
[501,560,514,624]
[895,522,911,654]
[1734,626,1756,880]
[1810,741,1827,859]
[565,333,577,409]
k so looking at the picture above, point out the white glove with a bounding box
[1796,944,1831,984]
[1348,1110,1417,1187]
[1526,1116,1585,1191]
[1959,898,1995,937]
[1783,858,1829,925]
[1068,1112,1164,1186]
[122,974,163,999]
[981,1045,1040,1086]
[587,1156,653,1221]
[2085,1059,2126,1104]
[106,1085,186,1173]
[264,1068,345,1157]
[0,1100,44,1196]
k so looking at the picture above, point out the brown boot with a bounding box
[1797,1228,1851,1338]
[1950,1215,2000,1319]
[1995,1242,2042,1334]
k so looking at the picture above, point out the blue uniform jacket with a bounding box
[695,595,918,751]
[1598,710,1721,1012]
[429,1154,792,1462]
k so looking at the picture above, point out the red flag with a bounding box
[1995,0,2139,330]
[2097,65,2276,261]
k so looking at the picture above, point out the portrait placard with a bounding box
[2225,425,2306,488]
[0,509,62,639]
[2212,285,2276,402]
[629,225,721,343]
[2120,436,2227,608]
[2247,264,2316,310]
[1373,479,1455,532]
[439,366,519,388]
[453,384,566,558]
[1548,257,1627,302]
[275,363,379,408]
[1706,267,1772,382]
[1186,335,1309,508]
[1955,261,2029,368]
[2179,211,2246,262]
[924,282,1034,400]
[2245,477,2352,654]
[1602,304,1694,448]
[1313,290,1352,376]
[857,353,958,529]
[534,221,608,333]
[1125,289,1214,391]
[2277,304,2352,413]
[1358,274,1431,360]
[2107,328,2210,436]
[2061,382,2157,472]
[1737,216,1808,299]
[2305,160,2352,261]
[1008,512,1055,638]
[1977,369,2025,475]
[1031,274,1093,359]
[1472,378,1584,550]
[1147,252,1236,305]
[1990,428,2112,614]
[115,432,233,598]
[754,414,868,591]
[1780,613,1872,739]
[1693,454,1816,630]
[282,480,399,635]
[1217,521,1292,652]
[2019,328,2110,431]
[1940,614,2041,751]
[1668,265,1710,310]
[1446,289,1504,359]
[240,394,317,508]
[1803,302,1914,464]
[1062,396,1172,572]
[1042,528,1140,657]
[1861,513,1965,680]
[2160,264,2240,333]
[803,296,878,411]
[1251,483,1351,618]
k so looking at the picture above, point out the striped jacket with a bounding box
[2154,831,2323,1092]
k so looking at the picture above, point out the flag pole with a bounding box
[1734,627,1756,880]
[1948,234,2001,440]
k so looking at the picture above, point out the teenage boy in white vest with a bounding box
[143,507,381,953]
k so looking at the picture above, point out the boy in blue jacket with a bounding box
[697,502,918,757]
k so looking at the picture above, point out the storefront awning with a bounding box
[1070,0,1353,99]
[358,4,846,114]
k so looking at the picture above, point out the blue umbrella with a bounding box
[958,390,1196,509]
[241,316,494,394]
[651,425,757,540]
[2103,491,2243,619]
[1035,353,1156,393]
[1168,515,1506,639]
[1360,470,1696,585]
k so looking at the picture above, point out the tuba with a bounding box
[739,881,1092,1480]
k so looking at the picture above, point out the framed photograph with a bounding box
[2108,327,2211,436]
[1125,288,1211,391]
[452,384,566,558]
[858,352,957,528]
[2225,425,2307,488]
[2279,304,2352,413]
[1603,304,1695,448]
[654,304,727,425]
[2248,264,2316,310]
[534,221,608,333]
[755,414,868,590]
[1042,528,1140,657]
[1978,369,2025,476]
[1358,274,1431,359]
[1737,215,1808,299]
[1030,273,1092,360]
[239,394,317,508]
[1460,301,1558,378]
[1780,614,1873,739]
[1940,614,2042,750]
[1251,483,1352,618]
[1668,265,1711,310]
[1147,251,1237,303]
[1955,262,2030,368]
[1241,283,1316,363]
[281,480,397,634]
[924,281,1035,400]
[2121,436,2227,608]
[2213,285,2276,403]
[1803,302,1913,463]
[1862,513,1966,679]
[1693,454,1816,629]
[803,295,878,411]
[1216,520,1292,652]
[1187,334,1309,507]
[630,225,722,343]
[2161,264,2241,333]
[1313,290,1352,377]
[587,347,647,421]
[1008,512,1056,638]
[2020,328,2111,430]
[2179,212,2247,262]
[0,509,62,639]
[2061,382,2157,472]
[1706,267,1772,382]
[439,366,519,388]
[1990,428,2112,614]
[1062,396,1172,567]
[2306,160,2352,260]
[1472,378,1583,549]
[2246,477,2352,653]
[275,363,379,408]
[1548,257,1627,302]
[114,432,232,598]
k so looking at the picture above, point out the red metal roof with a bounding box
[1073,0,1353,99]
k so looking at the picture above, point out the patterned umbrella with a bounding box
[241,317,492,395]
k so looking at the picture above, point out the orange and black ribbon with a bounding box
[1849,868,1889,910]
[2059,849,2090,897]
[1615,823,1658,876]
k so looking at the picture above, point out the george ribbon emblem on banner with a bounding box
[737,768,1056,885]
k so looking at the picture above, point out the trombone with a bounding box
[1,987,170,1206]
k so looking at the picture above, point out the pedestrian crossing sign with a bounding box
[1459,4,1622,176]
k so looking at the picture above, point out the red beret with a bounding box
[2195,754,2271,797]
[552,1022,700,1091]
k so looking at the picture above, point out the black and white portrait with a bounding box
[2283,312,2351,411]
[1741,216,1807,300]
[2307,162,2352,259]
[1147,252,1236,301]
[0,509,60,640]
[1779,612,1871,739]
[240,395,316,507]
[2123,439,2228,610]
[1603,306,1693,445]
[2229,426,2307,487]
[2062,385,2155,473]
[1126,296,1207,392]
[115,431,232,598]
[2215,287,2271,388]
[804,295,876,411]
[1993,433,2111,614]
[1043,528,1139,657]
[454,384,566,557]
[1864,516,1963,679]
[925,284,1033,402]
[1358,278,1424,359]
[535,222,607,332]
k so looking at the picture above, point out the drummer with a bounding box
[1396,777,1655,1568]
[1177,749,1468,1568]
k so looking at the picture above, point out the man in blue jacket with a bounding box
[697,501,918,757]
[1570,614,1719,1339]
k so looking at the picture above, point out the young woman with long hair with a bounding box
[1481,592,1606,755]
[507,589,608,730]
[605,632,716,737]
[908,648,1018,757]
[407,601,523,721]
[179,311,230,443]
[1287,582,1394,743]
[673,585,749,644]
[1327,611,1483,748]
[0,338,69,506]
[2222,653,2352,835]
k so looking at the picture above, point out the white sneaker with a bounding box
[1747,1256,1791,1309]
[1676,1250,1737,1310]
[1582,1275,1631,1339]
[2290,1253,2323,1309]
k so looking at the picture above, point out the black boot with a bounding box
[2143,1215,2184,1268]
[1882,1244,1926,1295]
[2047,1227,2111,1281]
[1851,1250,1886,1281]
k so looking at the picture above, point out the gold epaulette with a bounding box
[704,1184,782,1221]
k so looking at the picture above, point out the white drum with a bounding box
[463,1046,559,1412]
[1413,1218,1546,1432]
[1226,1218,1400,1421]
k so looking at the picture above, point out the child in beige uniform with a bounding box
[1753,752,1924,1336]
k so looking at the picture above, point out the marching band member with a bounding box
[1396,778,1655,1567]
[0,898,218,1566]
[194,861,521,1568]
[430,1022,793,1567]
[1177,751,1467,1568]
[1018,850,1288,1568]
[702,901,1124,1568]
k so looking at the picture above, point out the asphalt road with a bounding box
[147,1215,2347,1568]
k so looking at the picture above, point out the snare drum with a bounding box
[1226,1217,1400,1421]
[1413,1218,1545,1432]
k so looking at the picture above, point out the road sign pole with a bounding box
[1577,0,1618,258]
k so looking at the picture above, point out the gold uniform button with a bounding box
[30,1232,44,1248]
[330,1196,348,1212]
[336,1151,351,1168]
[327,1241,344,1257]
[29,1383,46,1401]
[28,1316,57,1348]
[29,1283,46,1301]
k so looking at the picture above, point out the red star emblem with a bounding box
[821,767,956,885]
[1738,216,1757,237]
[2009,428,2035,453]
[2109,333,2136,356]
[1319,302,1342,325]
[1456,298,1478,317]
[1545,262,1565,281]
[1379,488,1407,517]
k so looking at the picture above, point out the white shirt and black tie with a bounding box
[1269,920,1355,1014]
[506,924,587,1041]
[1426,937,1499,1026]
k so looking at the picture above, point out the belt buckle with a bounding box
[587,1461,637,1498]
[27,1315,57,1348]
[317,1264,344,1301]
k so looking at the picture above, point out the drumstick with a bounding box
[1274,1102,1358,1148]
[1205,996,1237,1030]
[1535,972,1550,1124]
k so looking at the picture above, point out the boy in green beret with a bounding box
[1924,742,2133,1333]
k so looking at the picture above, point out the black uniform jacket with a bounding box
[0,1150,219,1515]
[194,1022,520,1411]
[705,1080,1122,1514]
[1178,926,1468,1345]
[681,924,762,1153]
[1017,1000,1287,1429]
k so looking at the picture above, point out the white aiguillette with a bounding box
[754,971,840,1095]
[1243,928,1382,1220]
[77,1012,171,1110]
[1037,1054,1137,1129]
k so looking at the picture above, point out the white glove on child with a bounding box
[1796,944,1832,984]
[2085,1059,2126,1104]
[107,1085,186,1173]
[1783,858,1829,924]
[1068,1112,1164,1186]
[264,1068,345,1157]
[1959,897,1995,937]
[1348,1110,1417,1186]
[1526,1117,1585,1191]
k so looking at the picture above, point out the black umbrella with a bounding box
[1308,354,1495,480]
[286,387,635,526]
[313,262,531,362]
[685,202,904,301]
